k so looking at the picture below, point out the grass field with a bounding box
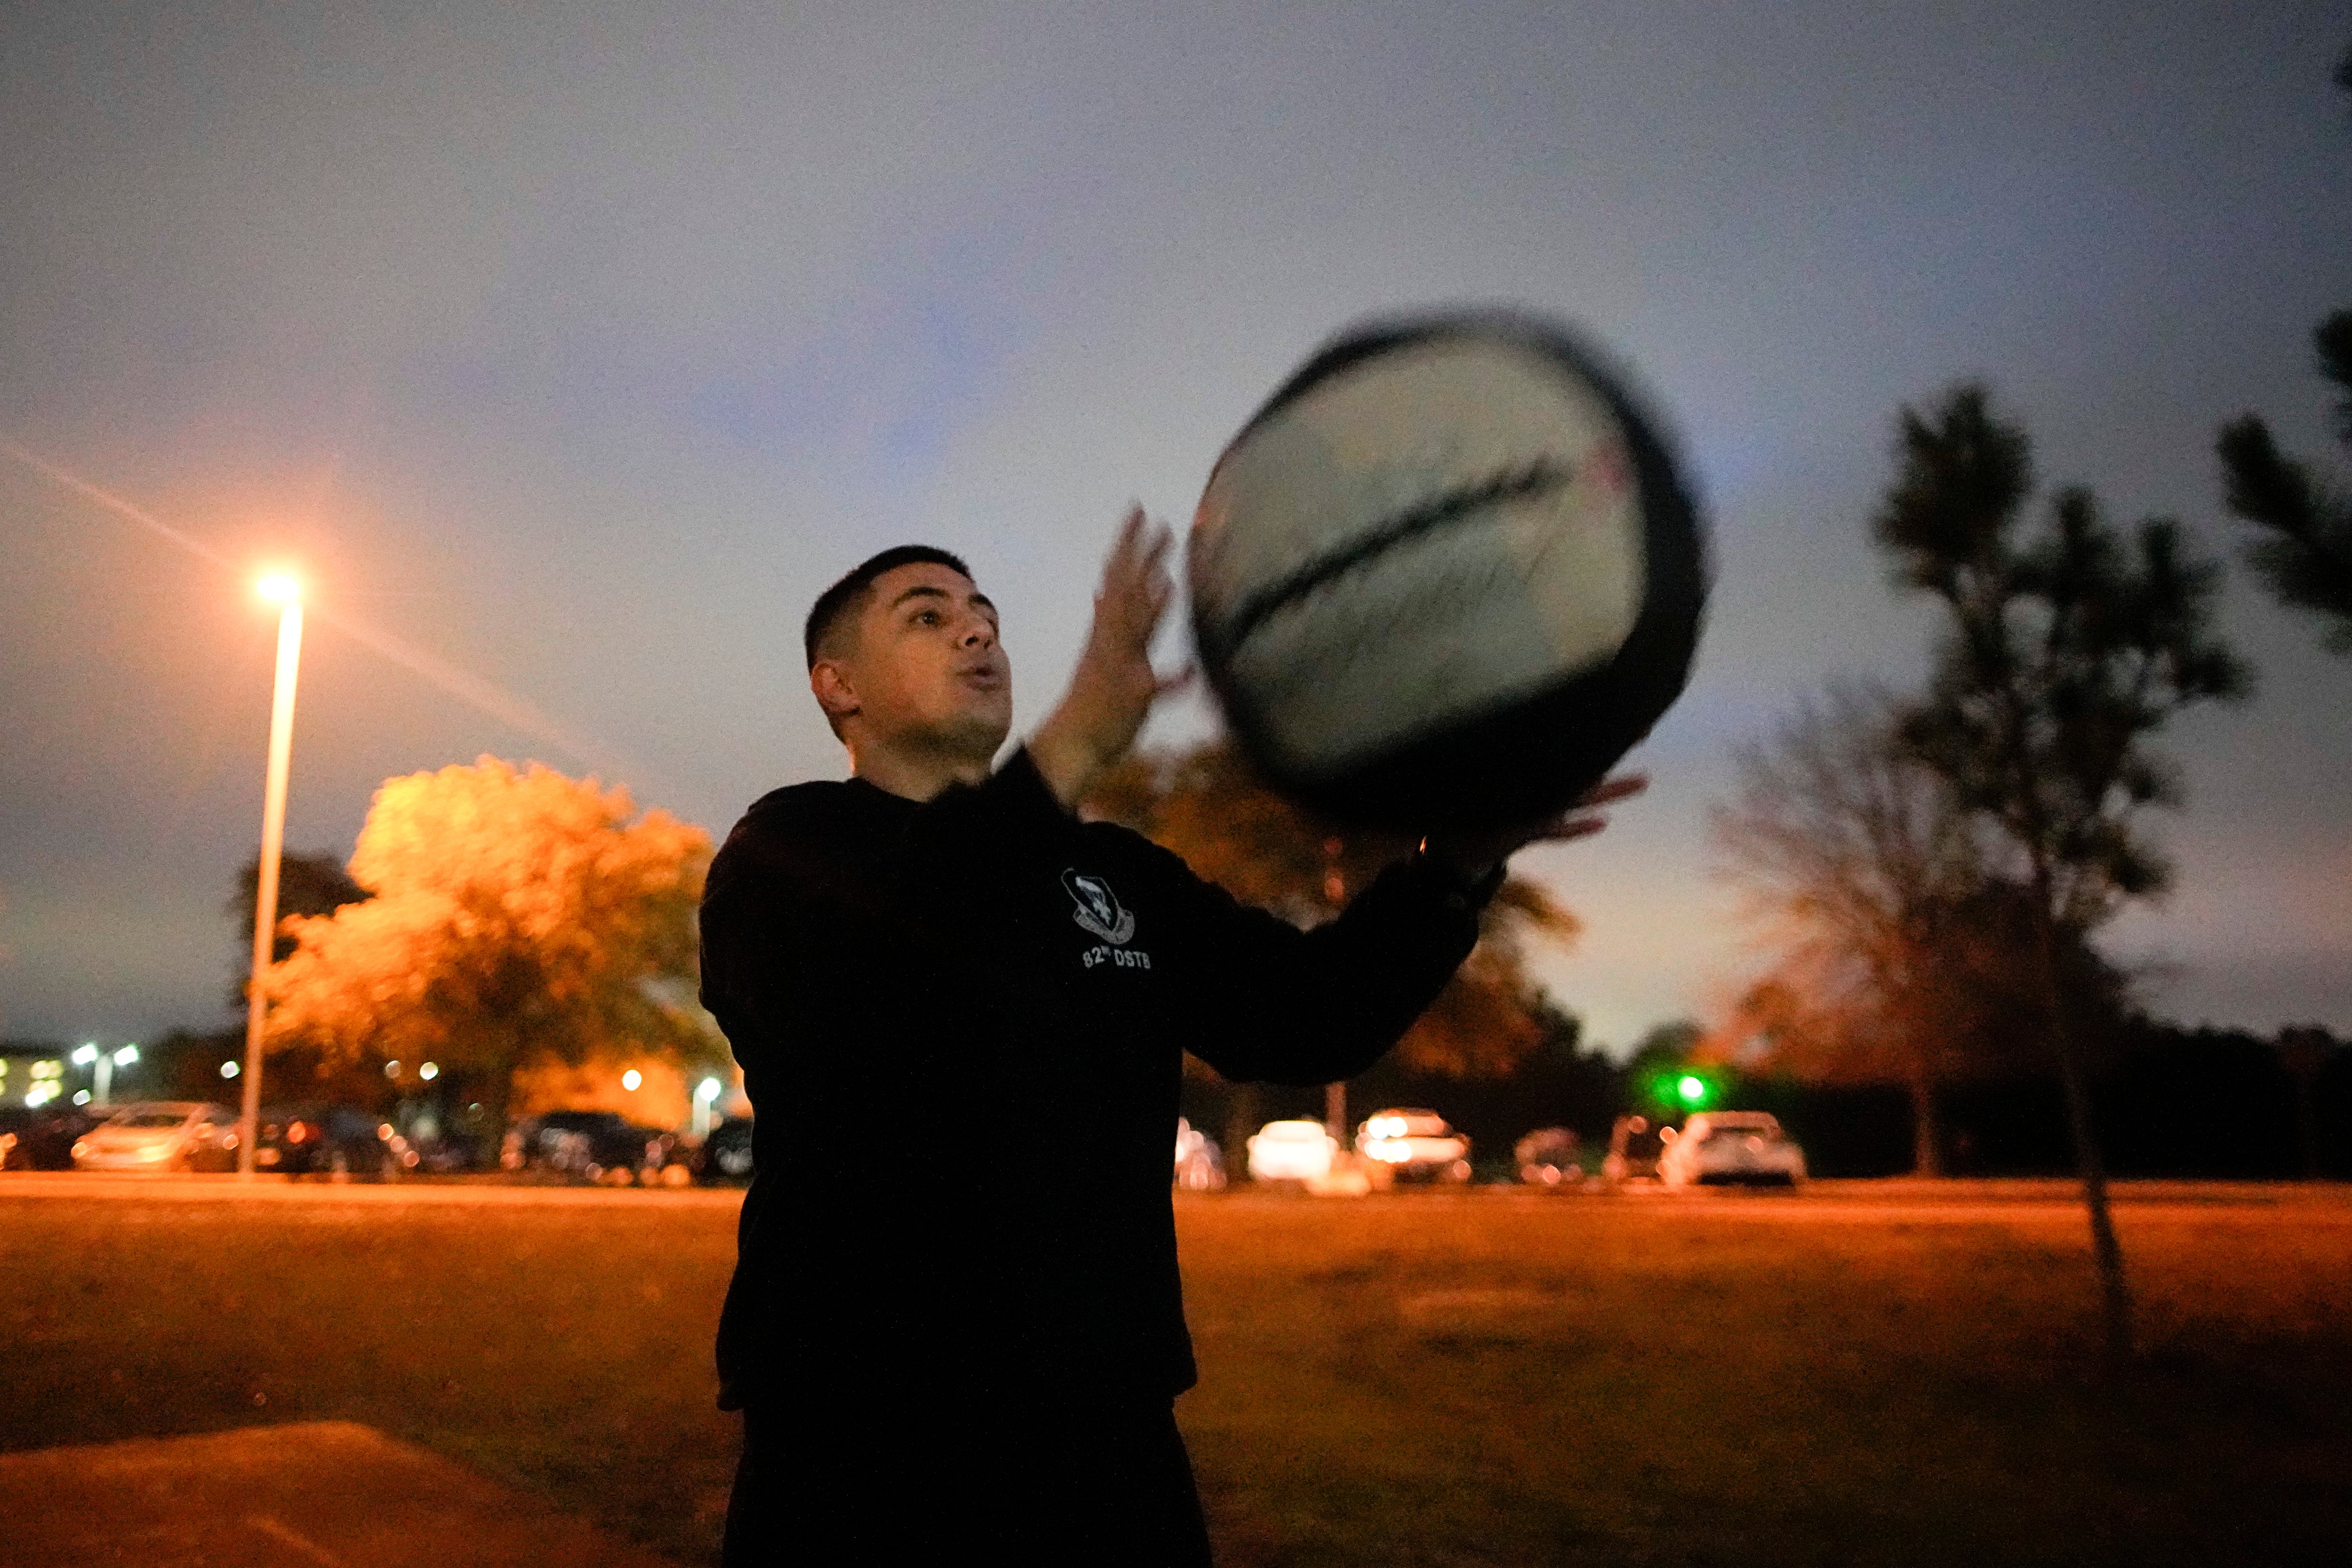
[5,1180,2350,1566]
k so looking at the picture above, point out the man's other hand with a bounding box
[1422,773,1649,883]
[1033,507,1193,809]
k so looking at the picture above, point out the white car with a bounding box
[71,1102,242,1172]
[1246,1119,1337,1183]
[1173,1117,1225,1191]
[1656,1112,1807,1188]
[1355,1108,1472,1183]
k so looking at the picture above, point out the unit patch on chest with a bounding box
[1063,867,1151,969]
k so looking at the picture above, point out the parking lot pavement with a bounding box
[0,1421,684,1568]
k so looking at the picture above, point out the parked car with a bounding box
[1173,1117,1225,1191]
[1354,1108,1472,1183]
[697,1115,755,1185]
[639,1129,697,1186]
[1246,1119,1337,1183]
[252,1104,398,1178]
[1601,1114,1667,1184]
[71,1102,241,1172]
[0,1104,101,1170]
[1656,1111,1808,1188]
[1514,1126,1585,1186]
[506,1110,674,1185]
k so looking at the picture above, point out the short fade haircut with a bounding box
[803,544,974,669]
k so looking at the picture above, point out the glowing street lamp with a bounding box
[238,572,305,1176]
[693,1076,723,1138]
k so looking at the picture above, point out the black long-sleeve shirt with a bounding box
[697,747,1494,1413]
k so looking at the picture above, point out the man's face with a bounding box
[824,562,1011,758]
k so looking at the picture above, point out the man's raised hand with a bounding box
[1032,507,1193,809]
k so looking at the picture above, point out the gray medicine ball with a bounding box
[1189,311,1708,832]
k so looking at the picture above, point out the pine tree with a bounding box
[1874,385,2249,1370]
[2214,46,2352,655]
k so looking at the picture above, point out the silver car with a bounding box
[71,1102,242,1172]
[1656,1112,1808,1188]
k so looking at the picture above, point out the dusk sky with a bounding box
[4,1,2348,1057]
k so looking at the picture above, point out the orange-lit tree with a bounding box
[227,850,370,1009]
[262,759,719,1124]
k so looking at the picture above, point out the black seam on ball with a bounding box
[1208,459,1574,657]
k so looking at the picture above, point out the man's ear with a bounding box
[811,660,860,726]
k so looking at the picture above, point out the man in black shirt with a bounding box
[702,512,1637,1564]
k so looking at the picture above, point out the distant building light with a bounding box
[113,1044,139,1067]
[384,1060,401,1077]
[221,1061,240,1079]
[72,1044,98,1066]
[419,1062,439,1081]
[621,1069,642,1091]
[72,1089,91,1106]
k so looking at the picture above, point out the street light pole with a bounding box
[238,575,304,1177]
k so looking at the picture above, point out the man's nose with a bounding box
[960,615,996,648]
